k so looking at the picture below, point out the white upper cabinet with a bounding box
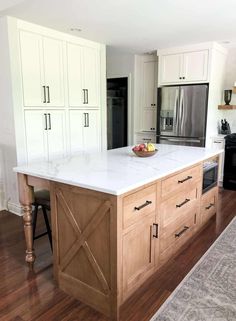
[158,47,209,85]
[20,31,44,107]
[183,50,208,82]
[43,37,65,107]
[19,30,65,107]
[160,53,182,84]
[143,60,157,108]
[67,43,100,107]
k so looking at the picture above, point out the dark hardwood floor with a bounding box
[0,188,235,321]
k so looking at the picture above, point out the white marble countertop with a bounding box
[14,144,223,196]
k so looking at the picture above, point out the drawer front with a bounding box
[201,187,217,224]
[160,211,197,253]
[123,184,156,229]
[161,188,198,228]
[161,165,201,199]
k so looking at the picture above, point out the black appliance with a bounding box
[223,133,236,190]
[203,161,218,194]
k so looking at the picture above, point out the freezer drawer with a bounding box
[158,135,204,147]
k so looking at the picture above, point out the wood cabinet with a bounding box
[20,30,65,107]
[200,187,218,225]
[24,110,66,162]
[67,43,99,107]
[158,49,209,85]
[69,110,101,153]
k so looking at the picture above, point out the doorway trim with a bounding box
[107,74,132,146]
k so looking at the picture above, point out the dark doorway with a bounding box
[107,77,128,150]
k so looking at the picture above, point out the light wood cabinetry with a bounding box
[18,156,220,320]
[158,49,209,85]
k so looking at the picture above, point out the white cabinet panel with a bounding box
[142,109,156,132]
[47,110,67,160]
[20,31,44,107]
[69,110,101,154]
[143,61,157,108]
[69,110,84,153]
[135,132,156,144]
[160,54,182,84]
[43,37,65,107]
[183,50,208,82]
[67,43,84,107]
[83,110,101,151]
[83,47,99,107]
[24,110,48,162]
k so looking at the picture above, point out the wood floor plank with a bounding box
[0,188,235,321]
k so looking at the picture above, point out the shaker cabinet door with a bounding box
[142,109,156,132]
[160,53,182,84]
[122,213,156,296]
[68,110,84,153]
[143,60,157,108]
[20,31,44,107]
[183,50,208,82]
[47,110,67,161]
[24,110,48,162]
[67,43,84,107]
[83,110,101,152]
[83,46,100,107]
[43,37,65,107]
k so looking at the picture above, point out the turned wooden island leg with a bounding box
[18,173,35,268]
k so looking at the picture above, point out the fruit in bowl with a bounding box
[132,143,157,157]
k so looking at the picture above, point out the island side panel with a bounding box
[17,173,35,267]
[50,182,122,321]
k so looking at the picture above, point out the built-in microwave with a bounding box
[203,161,218,194]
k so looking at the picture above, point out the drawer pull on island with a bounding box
[134,200,152,211]
[175,226,189,238]
[178,175,192,184]
[176,198,190,208]
[205,203,214,210]
[153,223,159,238]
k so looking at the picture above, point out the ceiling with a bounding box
[2,0,236,53]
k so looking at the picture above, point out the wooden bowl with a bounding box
[132,149,158,157]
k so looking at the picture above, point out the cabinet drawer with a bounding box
[201,187,218,225]
[161,165,201,199]
[161,188,198,228]
[160,211,197,253]
[123,185,156,229]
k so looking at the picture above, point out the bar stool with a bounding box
[32,190,52,251]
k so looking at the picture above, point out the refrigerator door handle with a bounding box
[174,88,180,136]
[161,136,201,143]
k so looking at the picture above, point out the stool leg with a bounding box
[42,206,53,251]
[32,204,38,245]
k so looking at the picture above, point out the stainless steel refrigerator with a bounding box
[156,84,208,147]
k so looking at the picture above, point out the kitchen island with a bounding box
[14,144,223,321]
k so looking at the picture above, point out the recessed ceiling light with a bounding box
[70,28,82,32]
[221,40,230,44]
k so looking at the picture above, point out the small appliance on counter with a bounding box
[220,119,231,135]
[223,133,236,190]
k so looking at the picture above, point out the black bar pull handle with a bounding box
[48,113,51,130]
[44,113,47,130]
[134,200,152,211]
[178,175,192,184]
[153,223,158,238]
[46,86,50,103]
[86,89,89,104]
[83,113,86,127]
[82,89,86,104]
[205,203,214,210]
[176,198,190,208]
[87,112,89,127]
[175,226,189,238]
[42,86,46,103]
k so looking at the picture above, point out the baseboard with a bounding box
[7,201,23,216]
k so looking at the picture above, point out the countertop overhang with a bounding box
[14,144,223,195]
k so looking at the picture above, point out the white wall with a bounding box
[222,48,236,132]
[106,47,135,145]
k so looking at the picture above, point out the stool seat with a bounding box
[32,189,52,251]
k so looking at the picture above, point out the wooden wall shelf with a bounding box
[218,105,236,110]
